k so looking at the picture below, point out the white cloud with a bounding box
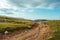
[0,0,11,8]
[0,0,60,20]
[0,0,60,9]
[8,0,60,9]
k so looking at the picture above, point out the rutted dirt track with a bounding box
[0,22,52,40]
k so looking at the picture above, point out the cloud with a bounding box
[8,0,60,9]
[0,0,34,15]
[0,0,60,20]
[0,8,14,14]
[0,0,11,9]
[0,8,26,18]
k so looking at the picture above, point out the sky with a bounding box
[0,0,60,20]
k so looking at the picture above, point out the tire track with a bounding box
[2,22,52,40]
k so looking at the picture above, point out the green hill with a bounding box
[0,16,35,33]
[44,20,60,40]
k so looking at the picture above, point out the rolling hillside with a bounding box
[44,20,60,40]
[0,16,60,40]
[0,16,35,33]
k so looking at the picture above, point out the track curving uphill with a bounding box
[1,22,52,40]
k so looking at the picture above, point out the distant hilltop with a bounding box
[34,19,48,22]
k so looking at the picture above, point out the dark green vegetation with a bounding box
[45,20,60,40]
[0,16,35,33]
[34,19,47,22]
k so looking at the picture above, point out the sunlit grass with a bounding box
[45,20,60,40]
[0,16,35,33]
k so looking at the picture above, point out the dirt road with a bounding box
[1,22,52,40]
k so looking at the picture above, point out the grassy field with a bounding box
[0,16,35,33]
[44,20,60,40]
[0,16,60,40]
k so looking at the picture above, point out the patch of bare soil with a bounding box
[0,22,52,40]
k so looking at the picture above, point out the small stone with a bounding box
[4,31,8,34]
